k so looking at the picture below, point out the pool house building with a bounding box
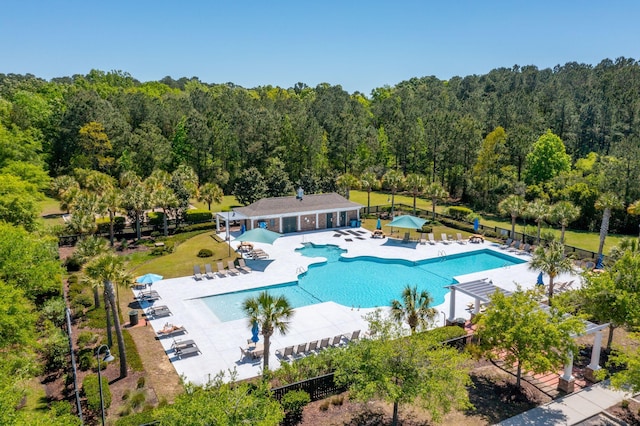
[215,192,364,234]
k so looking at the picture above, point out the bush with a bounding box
[281,390,310,425]
[184,209,213,224]
[447,206,473,220]
[77,331,99,348]
[197,248,213,258]
[137,376,146,389]
[78,350,95,371]
[129,390,146,409]
[40,297,67,328]
[96,216,126,235]
[83,373,111,412]
[421,325,468,342]
[147,211,164,227]
[43,328,70,372]
[71,292,93,309]
[64,256,82,272]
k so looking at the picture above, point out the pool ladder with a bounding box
[296,266,307,275]
[438,250,447,261]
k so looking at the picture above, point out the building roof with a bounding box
[234,192,363,218]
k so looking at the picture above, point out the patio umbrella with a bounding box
[385,215,427,229]
[251,321,260,343]
[136,273,163,285]
[376,218,381,230]
[240,223,246,234]
[536,272,544,286]
[473,218,480,232]
[595,254,604,270]
[234,227,282,245]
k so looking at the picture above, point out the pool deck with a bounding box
[135,228,580,385]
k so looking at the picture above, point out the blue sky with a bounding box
[2,1,639,95]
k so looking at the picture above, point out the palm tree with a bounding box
[390,285,436,334]
[85,253,128,378]
[121,184,150,241]
[153,187,178,237]
[551,201,580,244]
[423,182,448,220]
[525,199,550,244]
[498,195,527,240]
[242,291,294,373]
[103,188,121,246]
[360,171,380,214]
[595,192,624,259]
[529,241,574,303]
[382,170,405,217]
[51,175,80,213]
[336,173,361,200]
[198,182,224,211]
[404,173,427,215]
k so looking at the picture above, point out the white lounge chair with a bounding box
[456,233,467,244]
[193,265,204,280]
[428,233,436,245]
[227,260,240,275]
[277,345,294,361]
[319,337,330,350]
[441,233,451,244]
[419,234,426,245]
[237,258,252,273]
[216,261,228,278]
[204,263,216,279]
[307,340,319,353]
[331,335,343,346]
[499,238,513,250]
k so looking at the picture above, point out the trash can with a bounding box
[129,310,139,326]
[350,219,357,227]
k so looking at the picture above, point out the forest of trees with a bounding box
[2,57,640,233]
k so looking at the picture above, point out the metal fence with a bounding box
[271,372,346,402]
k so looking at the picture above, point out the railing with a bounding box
[271,372,346,402]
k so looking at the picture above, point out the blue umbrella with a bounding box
[595,254,604,270]
[136,273,163,285]
[251,321,260,343]
[473,218,480,232]
[240,224,246,234]
[376,218,382,230]
[536,272,544,286]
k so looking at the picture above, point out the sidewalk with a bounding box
[498,381,629,425]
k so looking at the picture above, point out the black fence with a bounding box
[360,203,601,261]
[271,372,346,402]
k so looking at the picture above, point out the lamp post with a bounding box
[95,345,114,426]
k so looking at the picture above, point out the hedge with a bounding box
[447,206,473,220]
[147,211,164,226]
[83,373,112,412]
[184,209,213,223]
[96,216,126,234]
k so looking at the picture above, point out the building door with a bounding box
[282,217,297,233]
[326,213,333,228]
[340,211,347,227]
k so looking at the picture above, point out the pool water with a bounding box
[202,245,524,322]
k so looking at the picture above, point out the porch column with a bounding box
[585,331,603,382]
[447,288,456,324]
[279,217,283,233]
[297,215,301,231]
[315,213,319,229]
[215,213,220,233]
[557,351,575,393]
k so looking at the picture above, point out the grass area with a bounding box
[189,194,241,212]
[19,377,49,412]
[38,195,65,228]
[122,329,144,372]
[128,232,236,279]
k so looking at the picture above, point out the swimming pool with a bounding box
[201,244,525,322]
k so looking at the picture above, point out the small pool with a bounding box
[202,245,524,322]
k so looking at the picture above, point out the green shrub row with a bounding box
[184,209,213,223]
[96,216,126,234]
[83,373,111,412]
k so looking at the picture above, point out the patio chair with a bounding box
[216,261,228,278]
[440,233,451,244]
[193,265,204,281]
[227,260,240,275]
[171,339,196,351]
[402,232,410,243]
[175,345,200,358]
[346,330,360,342]
[157,323,187,338]
[508,240,521,252]
[237,258,252,273]
[499,238,513,250]
[204,263,216,279]
[419,233,426,245]
[331,335,343,346]
[294,342,308,358]
[428,233,436,245]
[277,345,294,361]
[307,340,319,353]
[137,289,161,302]
[148,305,171,318]
[518,243,531,255]
[319,337,330,350]
[456,233,467,244]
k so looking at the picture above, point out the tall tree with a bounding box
[198,182,224,211]
[595,192,624,259]
[84,253,129,378]
[498,195,527,239]
[550,201,581,244]
[51,175,79,214]
[360,171,380,214]
[404,173,427,215]
[525,199,550,244]
[242,291,294,373]
[423,181,448,220]
[529,241,574,303]
[120,178,149,241]
[336,173,360,200]
[475,287,584,389]
[235,167,268,206]
[335,315,472,426]
[390,285,436,334]
[382,170,405,217]
[525,130,571,185]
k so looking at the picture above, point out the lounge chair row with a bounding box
[194,260,252,280]
[499,239,535,255]
[247,249,269,260]
[424,233,467,245]
[276,330,361,361]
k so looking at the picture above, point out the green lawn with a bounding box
[38,196,65,227]
[190,195,241,212]
[128,232,237,279]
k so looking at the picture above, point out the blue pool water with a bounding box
[202,244,525,322]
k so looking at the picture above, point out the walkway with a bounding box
[499,381,630,425]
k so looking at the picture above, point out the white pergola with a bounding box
[447,278,609,392]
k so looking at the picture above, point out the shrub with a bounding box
[83,373,111,412]
[447,206,473,220]
[137,376,146,389]
[42,328,69,372]
[147,212,164,227]
[319,400,330,411]
[197,248,213,258]
[71,292,93,309]
[281,390,310,425]
[129,390,146,409]
[150,231,162,238]
[96,216,126,235]
[78,350,95,371]
[330,395,344,406]
[420,324,468,342]
[40,297,67,328]
[65,256,82,272]
[77,331,99,348]
[184,209,213,224]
